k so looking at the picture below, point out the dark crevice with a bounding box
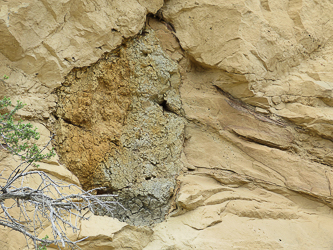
[157,99,178,115]
[53,113,85,129]
[53,113,59,120]
[96,187,117,195]
[62,118,84,129]
[231,130,291,151]
[161,100,170,112]
[214,85,287,128]
[147,12,176,33]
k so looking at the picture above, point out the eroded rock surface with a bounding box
[2,0,333,249]
[53,30,185,225]
[159,0,333,206]
[144,175,333,250]
[144,0,333,248]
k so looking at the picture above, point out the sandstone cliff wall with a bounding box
[1,0,333,249]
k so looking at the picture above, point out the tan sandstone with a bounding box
[2,0,333,249]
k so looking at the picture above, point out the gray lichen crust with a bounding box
[99,30,185,226]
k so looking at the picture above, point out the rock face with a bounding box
[2,0,333,249]
[53,30,185,225]
[160,0,333,205]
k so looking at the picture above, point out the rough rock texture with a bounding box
[144,175,333,250]
[145,0,333,248]
[53,30,185,225]
[160,0,333,205]
[162,0,333,141]
[0,0,162,120]
[0,0,162,85]
[2,0,333,249]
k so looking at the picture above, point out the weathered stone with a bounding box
[2,0,333,249]
[53,30,185,225]
[144,174,333,250]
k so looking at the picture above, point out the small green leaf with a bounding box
[0,97,55,164]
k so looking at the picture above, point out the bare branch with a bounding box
[0,98,122,249]
[0,169,121,249]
